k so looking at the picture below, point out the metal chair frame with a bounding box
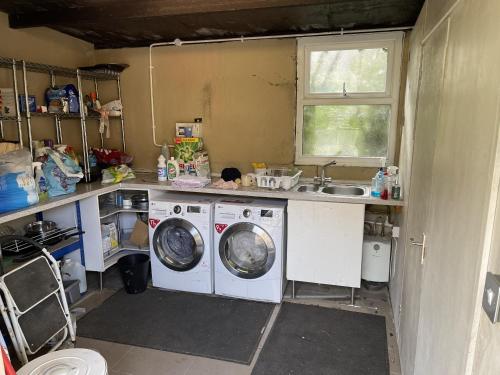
[0,235,76,364]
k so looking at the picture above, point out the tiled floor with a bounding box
[74,278,401,375]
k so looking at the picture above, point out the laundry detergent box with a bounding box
[0,88,16,116]
[173,137,204,173]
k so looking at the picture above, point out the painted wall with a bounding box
[0,12,94,153]
[392,0,500,374]
[94,38,407,179]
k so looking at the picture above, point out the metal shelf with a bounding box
[0,55,127,182]
[22,61,119,81]
[103,248,149,271]
[99,206,149,220]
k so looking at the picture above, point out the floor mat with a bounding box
[77,288,274,364]
[252,303,389,375]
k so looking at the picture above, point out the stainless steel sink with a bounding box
[322,186,366,196]
[296,184,320,193]
[295,183,368,197]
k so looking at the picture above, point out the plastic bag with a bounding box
[0,149,33,176]
[43,149,83,197]
[92,148,133,166]
[0,172,39,213]
[101,164,135,184]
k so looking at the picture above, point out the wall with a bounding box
[392,0,500,374]
[0,11,94,153]
[94,38,407,179]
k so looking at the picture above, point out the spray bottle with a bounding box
[33,162,48,201]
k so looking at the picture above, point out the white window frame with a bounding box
[295,32,404,167]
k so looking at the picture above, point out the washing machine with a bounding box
[148,194,214,294]
[214,199,287,303]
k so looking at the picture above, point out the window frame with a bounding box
[295,32,404,167]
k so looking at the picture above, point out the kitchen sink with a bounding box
[322,186,366,196]
[295,184,368,197]
[297,185,320,193]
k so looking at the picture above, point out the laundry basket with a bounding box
[117,254,150,294]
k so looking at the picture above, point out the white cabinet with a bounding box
[286,200,365,288]
[80,189,149,272]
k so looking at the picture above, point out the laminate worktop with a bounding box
[0,173,404,224]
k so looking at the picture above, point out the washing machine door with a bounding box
[153,218,204,271]
[219,222,275,279]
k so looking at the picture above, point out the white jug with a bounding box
[61,259,87,293]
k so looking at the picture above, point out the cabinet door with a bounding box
[286,200,365,288]
[79,195,104,272]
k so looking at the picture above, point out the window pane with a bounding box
[309,48,388,94]
[302,105,391,158]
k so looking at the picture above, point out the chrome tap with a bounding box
[314,160,337,186]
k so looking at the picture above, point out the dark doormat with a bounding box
[76,288,274,364]
[252,303,389,375]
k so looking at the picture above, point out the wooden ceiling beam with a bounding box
[8,0,334,28]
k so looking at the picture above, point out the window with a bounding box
[295,32,403,167]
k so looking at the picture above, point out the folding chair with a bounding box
[0,235,75,365]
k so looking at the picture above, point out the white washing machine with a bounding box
[148,194,214,294]
[214,198,287,303]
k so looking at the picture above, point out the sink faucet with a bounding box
[314,160,337,187]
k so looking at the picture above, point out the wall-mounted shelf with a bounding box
[0,56,126,182]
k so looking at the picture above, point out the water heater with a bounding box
[361,236,392,282]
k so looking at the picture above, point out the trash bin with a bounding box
[117,254,150,294]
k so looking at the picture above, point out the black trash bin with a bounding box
[117,254,150,294]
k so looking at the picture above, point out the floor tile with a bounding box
[186,357,251,375]
[76,337,131,368]
[112,345,192,375]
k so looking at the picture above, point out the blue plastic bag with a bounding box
[43,150,83,197]
[0,172,39,213]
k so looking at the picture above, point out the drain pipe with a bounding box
[149,26,412,147]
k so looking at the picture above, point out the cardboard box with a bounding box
[129,220,149,248]
[0,88,16,116]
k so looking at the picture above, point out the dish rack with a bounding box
[255,168,302,190]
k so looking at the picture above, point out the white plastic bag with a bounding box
[0,149,33,176]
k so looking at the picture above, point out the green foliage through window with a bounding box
[303,105,391,157]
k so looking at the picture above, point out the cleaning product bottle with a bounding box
[161,142,170,161]
[33,162,48,201]
[157,155,167,182]
[392,172,401,200]
[167,157,180,180]
[377,168,385,198]
[371,168,384,197]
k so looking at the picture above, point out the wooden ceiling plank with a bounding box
[7,0,335,28]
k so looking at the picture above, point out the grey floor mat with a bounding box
[252,303,389,375]
[77,288,274,364]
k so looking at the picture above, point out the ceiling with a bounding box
[0,0,425,49]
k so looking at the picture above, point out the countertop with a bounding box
[0,173,404,224]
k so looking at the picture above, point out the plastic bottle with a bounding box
[157,155,167,182]
[392,172,401,200]
[61,259,87,293]
[167,157,180,180]
[33,162,48,201]
[381,171,389,200]
[371,168,385,197]
[161,143,170,161]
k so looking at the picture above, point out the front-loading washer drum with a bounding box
[219,222,276,279]
[153,218,204,271]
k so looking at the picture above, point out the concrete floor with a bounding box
[73,274,401,375]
